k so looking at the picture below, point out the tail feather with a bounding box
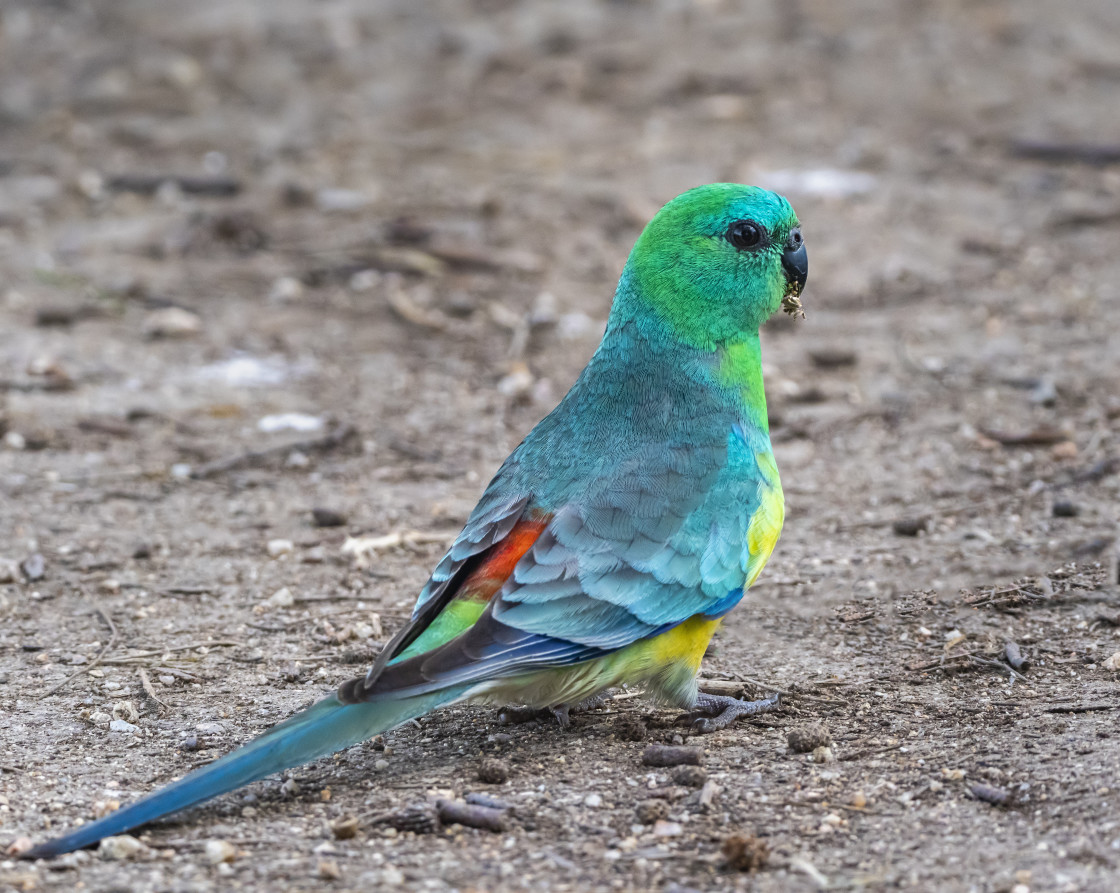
[27,688,464,858]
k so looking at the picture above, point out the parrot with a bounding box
[25,182,807,859]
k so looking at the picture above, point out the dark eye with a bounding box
[726,219,764,250]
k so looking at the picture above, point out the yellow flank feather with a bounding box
[745,450,784,587]
[643,615,723,674]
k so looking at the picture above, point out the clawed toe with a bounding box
[685,691,781,734]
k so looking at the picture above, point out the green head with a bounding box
[616,183,806,348]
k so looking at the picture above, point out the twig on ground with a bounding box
[138,667,170,710]
[44,607,118,697]
[190,423,357,480]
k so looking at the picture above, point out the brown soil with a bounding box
[2,2,1119,891]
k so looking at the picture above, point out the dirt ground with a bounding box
[2,1,1120,890]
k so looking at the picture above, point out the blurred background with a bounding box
[2,2,1119,890]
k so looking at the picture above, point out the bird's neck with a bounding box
[714,332,771,438]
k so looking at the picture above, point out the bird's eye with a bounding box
[726,219,764,250]
[788,227,803,249]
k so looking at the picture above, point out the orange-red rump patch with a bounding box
[460,514,550,602]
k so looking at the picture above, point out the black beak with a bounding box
[781,242,808,292]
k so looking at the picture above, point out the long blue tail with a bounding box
[26,688,464,858]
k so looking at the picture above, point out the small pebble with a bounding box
[180,734,201,751]
[891,517,926,537]
[807,347,858,368]
[478,757,510,784]
[267,539,294,558]
[812,745,836,764]
[99,835,148,861]
[266,587,295,608]
[0,558,22,583]
[143,306,201,339]
[851,791,868,809]
[268,276,304,304]
[318,859,342,880]
[722,833,769,872]
[204,839,237,864]
[131,541,153,560]
[1103,652,1120,671]
[788,723,832,754]
[652,819,682,837]
[331,816,360,840]
[635,800,670,824]
[109,718,139,734]
[698,779,721,808]
[584,793,603,808]
[1051,500,1079,518]
[312,507,348,528]
[671,764,708,787]
[20,552,46,581]
[112,701,139,722]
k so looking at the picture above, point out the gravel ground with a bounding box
[2,2,1119,891]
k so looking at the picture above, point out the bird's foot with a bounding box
[686,691,781,734]
[497,693,610,729]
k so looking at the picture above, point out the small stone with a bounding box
[891,517,926,537]
[374,758,390,771]
[280,777,300,797]
[109,718,139,734]
[112,700,139,722]
[788,722,832,754]
[0,558,20,583]
[132,542,153,559]
[20,552,46,581]
[671,764,708,787]
[4,430,26,450]
[812,745,836,764]
[267,539,294,558]
[1052,500,1080,518]
[1102,652,1120,671]
[143,306,201,339]
[851,791,868,809]
[331,816,360,840]
[807,347,858,368]
[180,734,200,751]
[698,779,721,808]
[722,833,769,872]
[477,757,510,784]
[584,793,603,808]
[99,835,148,860]
[635,800,670,824]
[266,587,295,608]
[1051,440,1078,461]
[204,839,237,864]
[652,819,682,837]
[268,276,304,304]
[312,507,348,528]
[318,859,342,880]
